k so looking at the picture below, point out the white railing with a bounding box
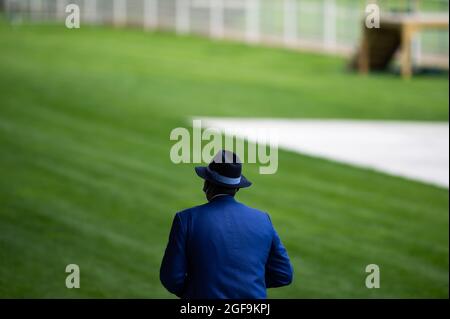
[3,0,449,65]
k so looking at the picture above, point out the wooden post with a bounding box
[401,24,413,79]
[358,27,370,74]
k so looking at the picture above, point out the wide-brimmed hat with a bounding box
[195,150,252,188]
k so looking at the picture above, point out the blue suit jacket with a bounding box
[160,195,293,299]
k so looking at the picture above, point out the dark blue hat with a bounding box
[195,150,252,188]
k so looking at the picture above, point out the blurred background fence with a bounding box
[2,0,449,67]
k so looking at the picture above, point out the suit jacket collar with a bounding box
[209,194,235,203]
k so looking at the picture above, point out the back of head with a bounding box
[203,180,238,200]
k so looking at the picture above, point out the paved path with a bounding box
[197,118,449,188]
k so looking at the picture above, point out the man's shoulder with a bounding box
[227,199,272,223]
[176,204,203,216]
[237,201,269,218]
[175,201,212,220]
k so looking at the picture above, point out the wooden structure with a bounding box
[353,13,449,79]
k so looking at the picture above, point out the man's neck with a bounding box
[208,193,231,202]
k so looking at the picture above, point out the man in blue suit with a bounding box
[160,150,293,299]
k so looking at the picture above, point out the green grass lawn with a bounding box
[0,20,448,298]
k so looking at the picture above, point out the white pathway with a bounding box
[196,118,449,188]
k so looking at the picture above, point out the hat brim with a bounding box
[195,166,252,188]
